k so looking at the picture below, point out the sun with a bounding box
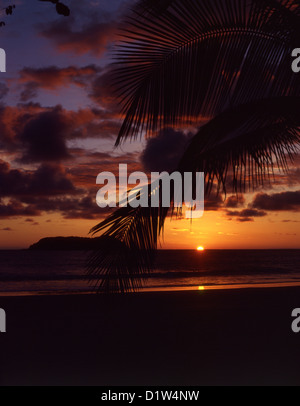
[197,246,205,251]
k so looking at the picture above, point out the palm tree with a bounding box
[87,0,300,293]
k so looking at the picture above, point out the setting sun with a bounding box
[197,246,205,251]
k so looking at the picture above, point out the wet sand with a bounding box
[0,287,300,386]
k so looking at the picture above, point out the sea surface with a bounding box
[0,249,300,296]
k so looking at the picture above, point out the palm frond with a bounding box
[88,96,300,293]
[111,0,300,145]
[178,96,300,194]
[87,200,169,293]
[88,0,300,293]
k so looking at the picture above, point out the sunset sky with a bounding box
[0,0,299,249]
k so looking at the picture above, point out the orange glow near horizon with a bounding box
[197,246,205,251]
[0,205,300,249]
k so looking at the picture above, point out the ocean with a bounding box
[0,249,300,296]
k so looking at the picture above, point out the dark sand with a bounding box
[0,287,300,386]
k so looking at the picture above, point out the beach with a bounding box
[0,286,300,386]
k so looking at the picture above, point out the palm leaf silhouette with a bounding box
[89,96,300,292]
[178,96,300,194]
[89,0,300,293]
[112,0,299,145]
[88,203,169,293]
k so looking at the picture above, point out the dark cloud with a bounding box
[19,65,101,101]
[141,128,191,173]
[0,103,119,158]
[27,163,77,196]
[22,194,112,220]
[0,83,9,100]
[62,195,113,219]
[226,208,267,222]
[282,219,300,223]
[20,82,39,102]
[237,218,254,223]
[204,193,224,211]
[0,199,40,218]
[0,103,72,160]
[237,209,268,217]
[251,191,300,212]
[90,69,121,114]
[0,104,36,150]
[22,219,39,226]
[65,107,120,140]
[0,161,77,198]
[39,19,117,56]
[19,106,70,162]
[225,195,246,208]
